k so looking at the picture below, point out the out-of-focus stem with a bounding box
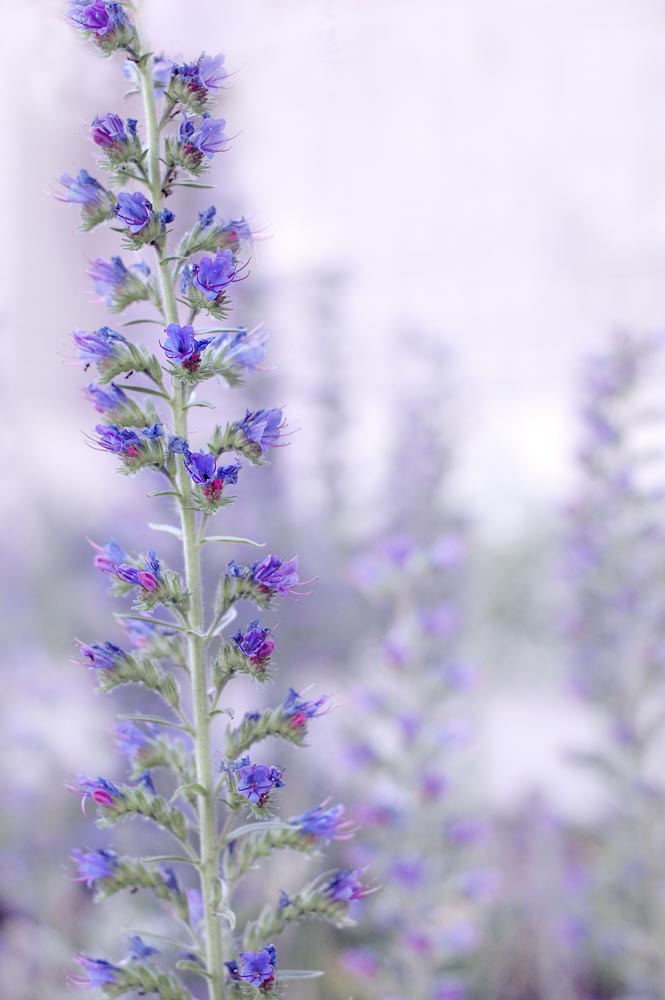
[137,55,226,1000]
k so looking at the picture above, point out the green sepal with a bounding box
[102,963,192,1000]
[243,886,355,951]
[96,341,164,386]
[97,785,189,842]
[96,651,183,710]
[225,826,322,883]
[93,857,190,922]
[225,706,308,757]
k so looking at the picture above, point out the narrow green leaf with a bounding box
[146,490,182,498]
[149,522,183,539]
[279,970,325,980]
[118,713,188,732]
[202,535,265,548]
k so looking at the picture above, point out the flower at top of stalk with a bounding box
[114,191,152,233]
[76,639,127,671]
[326,868,373,902]
[281,687,330,729]
[84,381,127,414]
[228,945,277,988]
[179,114,228,161]
[229,408,286,461]
[70,847,119,887]
[212,326,268,373]
[236,760,285,805]
[66,1,137,55]
[232,620,275,665]
[90,112,130,148]
[290,801,354,842]
[70,774,124,809]
[161,323,213,372]
[73,326,129,367]
[69,955,121,990]
[250,554,300,596]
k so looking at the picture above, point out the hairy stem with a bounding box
[138,57,226,1000]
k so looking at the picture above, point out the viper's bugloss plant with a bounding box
[339,531,489,1000]
[61,4,361,996]
[566,332,665,999]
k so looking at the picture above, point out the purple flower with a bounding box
[116,549,162,592]
[73,326,128,365]
[77,640,127,671]
[238,945,277,987]
[191,248,236,301]
[281,687,330,730]
[250,554,300,596]
[213,326,268,372]
[71,847,119,887]
[232,620,275,665]
[127,935,158,961]
[326,869,370,902]
[114,191,152,233]
[71,775,124,810]
[237,762,284,805]
[234,408,285,455]
[161,323,213,371]
[183,115,228,159]
[198,52,228,91]
[90,112,127,147]
[57,169,106,205]
[433,979,467,1000]
[113,721,150,762]
[90,538,129,574]
[93,424,143,457]
[84,382,127,414]
[184,450,239,502]
[69,955,120,990]
[87,256,129,300]
[290,801,353,842]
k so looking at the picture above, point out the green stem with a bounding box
[138,57,226,1000]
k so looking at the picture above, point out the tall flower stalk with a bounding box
[566,332,665,999]
[61,4,361,997]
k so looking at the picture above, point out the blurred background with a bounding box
[5,1,665,997]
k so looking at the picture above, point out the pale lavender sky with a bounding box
[6,0,665,542]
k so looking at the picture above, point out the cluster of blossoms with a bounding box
[339,531,490,1000]
[60,5,364,998]
[565,332,665,998]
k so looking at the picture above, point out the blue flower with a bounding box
[181,115,228,159]
[127,935,159,961]
[237,762,284,805]
[326,869,370,902]
[250,554,300,595]
[232,620,275,665]
[71,847,119,887]
[77,640,127,671]
[161,323,213,371]
[71,775,124,809]
[190,248,236,301]
[69,955,120,989]
[232,408,285,456]
[89,538,129,574]
[90,112,127,147]
[290,801,353,842]
[198,52,228,91]
[84,381,127,414]
[57,169,106,205]
[114,191,152,233]
[87,256,129,300]
[237,945,277,987]
[113,721,150,763]
[212,326,268,372]
[74,327,128,365]
[281,687,330,731]
[93,424,143,456]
